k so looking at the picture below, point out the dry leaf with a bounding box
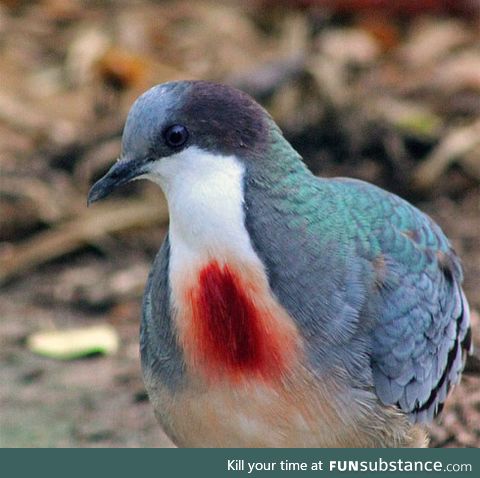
[27,324,119,360]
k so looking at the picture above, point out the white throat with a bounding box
[144,146,257,265]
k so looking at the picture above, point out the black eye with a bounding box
[163,124,188,148]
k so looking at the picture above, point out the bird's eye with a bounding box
[163,124,188,148]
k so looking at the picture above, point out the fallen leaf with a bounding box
[27,324,119,360]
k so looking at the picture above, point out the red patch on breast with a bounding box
[180,261,298,382]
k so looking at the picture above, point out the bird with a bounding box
[88,80,472,448]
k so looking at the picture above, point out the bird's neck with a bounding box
[166,150,251,262]
[164,138,311,254]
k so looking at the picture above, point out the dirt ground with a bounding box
[0,1,479,447]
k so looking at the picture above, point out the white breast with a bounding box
[143,146,260,268]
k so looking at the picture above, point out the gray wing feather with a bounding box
[369,201,471,423]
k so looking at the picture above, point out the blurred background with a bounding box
[0,0,479,447]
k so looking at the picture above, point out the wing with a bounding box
[244,173,471,423]
[365,191,472,423]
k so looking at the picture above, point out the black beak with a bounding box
[87,158,146,206]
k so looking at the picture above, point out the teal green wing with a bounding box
[339,179,472,423]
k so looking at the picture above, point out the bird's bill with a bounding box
[87,157,146,205]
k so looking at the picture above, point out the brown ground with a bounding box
[0,0,479,447]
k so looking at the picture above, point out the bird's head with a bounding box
[87,81,278,205]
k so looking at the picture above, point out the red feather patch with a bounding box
[179,261,298,383]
